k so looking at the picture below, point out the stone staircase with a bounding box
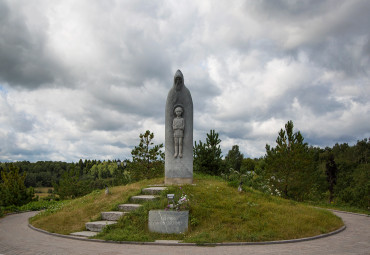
[70,186,166,238]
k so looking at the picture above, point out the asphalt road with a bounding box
[0,210,369,255]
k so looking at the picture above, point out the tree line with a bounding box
[0,130,164,204]
[193,121,369,210]
[1,122,369,210]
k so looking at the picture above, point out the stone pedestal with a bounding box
[148,210,189,234]
[164,177,193,185]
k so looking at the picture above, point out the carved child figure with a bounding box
[173,106,185,158]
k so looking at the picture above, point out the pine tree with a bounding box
[53,165,90,199]
[225,145,244,172]
[265,120,315,200]
[194,130,223,175]
[0,164,34,206]
[131,130,164,179]
[325,151,338,203]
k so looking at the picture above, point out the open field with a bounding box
[34,187,54,199]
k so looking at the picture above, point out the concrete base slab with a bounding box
[70,231,99,237]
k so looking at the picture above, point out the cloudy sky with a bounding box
[0,0,369,162]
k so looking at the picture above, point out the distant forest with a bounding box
[1,128,369,210]
[1,159,115,187]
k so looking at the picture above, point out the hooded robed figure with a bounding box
[165,70,193,184]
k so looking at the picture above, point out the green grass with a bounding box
[30,175,344,243]
[304,201,370,215]
[0,200,64,217]
[30,178,163,234]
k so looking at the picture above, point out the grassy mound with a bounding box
[30,175,343,243]
[30,178,161,234]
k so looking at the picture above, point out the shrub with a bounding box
[0,164,35,207]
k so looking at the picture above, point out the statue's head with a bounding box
[174,106,183,116]
[174,70,184,91]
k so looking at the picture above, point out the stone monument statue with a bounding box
[165,70,193,185]
[173,106,185,158]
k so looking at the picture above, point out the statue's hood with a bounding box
[173,70,184,89]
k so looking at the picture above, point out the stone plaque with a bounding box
[148,210,189,234]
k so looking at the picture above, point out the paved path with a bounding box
[0,211,369,255]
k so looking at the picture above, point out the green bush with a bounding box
[53,165,132,200]
[126,161,164,182]
[18,200,63,211]
[194,130,223,176]
[0,164,35,207]
[0,200,65,216]
[53,166,91,199]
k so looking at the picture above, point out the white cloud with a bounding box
[0,0,369,161]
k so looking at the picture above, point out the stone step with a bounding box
[101,211,127,221]
[148,184,166,187]
[118,203,143,212]
[70,231,99,238]
[142,187,167,195]
[130,195,159,203]
[85,220,117,232]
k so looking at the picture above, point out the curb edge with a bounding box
[28,222,346,246]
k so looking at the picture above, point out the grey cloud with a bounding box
[0,94,35,133]
[81,108,142,132]
[254,86,343,123]
[295,83,345,115]
[0,131,50,161]
[298,39,369,78]
[249,0,331,19]
[250,0,370,36]
[89,84,167,121]
[125,42,171,83]
[0,1,67,89]
[191,78,221,112]
[106,40,172,88]
[305,134,365,149]
[248,0,370,77]
[111,141,128,149]
[219,123,253,140]
[0,0,369,161]
[0,0,173,91]
[10,113,35,133]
